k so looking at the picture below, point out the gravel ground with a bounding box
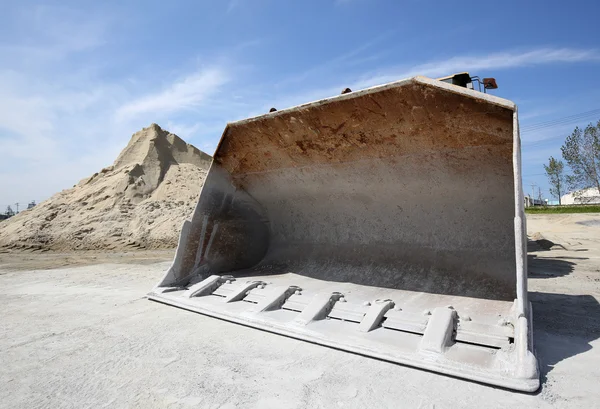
[1,214,599,408]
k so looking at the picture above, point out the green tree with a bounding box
[560,120,600,194]
[544,157,566,205]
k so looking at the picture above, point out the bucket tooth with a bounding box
[294,292,343,325]
[420,307,458,354]
[185,275,227,298]
[359,299,395,332]
[224,281,266,303]
[255,286,302,312]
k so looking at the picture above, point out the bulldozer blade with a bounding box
[148,76,539,392]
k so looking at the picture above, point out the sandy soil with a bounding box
[1,214,599,408]
[0,248,174,271]
[0,124,211,251]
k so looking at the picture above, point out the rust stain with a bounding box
[216,83,514,175]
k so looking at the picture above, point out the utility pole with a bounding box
[530,183,537,207]
[14,203,19,213]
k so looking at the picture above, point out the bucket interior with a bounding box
[177,81,517,301]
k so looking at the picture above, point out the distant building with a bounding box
[524,196,547,207]
[561,187,600,205]
[27,200,36,210]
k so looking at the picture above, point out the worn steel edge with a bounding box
[147,291,539,392]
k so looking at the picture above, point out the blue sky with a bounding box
[1,0,599,209]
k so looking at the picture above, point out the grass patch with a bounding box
[525,205,600,214]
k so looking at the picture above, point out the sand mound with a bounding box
[0,124,212,251]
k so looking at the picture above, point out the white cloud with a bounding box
[0,69,130,205]
[246,47,600,117]
[0,4,245,207]
[518,107,560,121]
[164,122,203,139]
[116,69,230,120]
[0,5,109,69]
[351,48,600,89]
[0,5,129,207]
[1,20,599,211]
[275,31,393,88]
[163,121,225,153]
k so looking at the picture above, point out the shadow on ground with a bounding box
[532,292,600,387]
[527,255,583,278]
[528,242,599,389]
[527,237,588,278]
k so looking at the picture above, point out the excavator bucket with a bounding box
[148,76,539,391]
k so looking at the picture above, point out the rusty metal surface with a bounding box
[216,83,512,175]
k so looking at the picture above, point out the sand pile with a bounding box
[0,124,212,251]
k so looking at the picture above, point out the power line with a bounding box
[521,108,600,132]
[521,108,600,133]
[521,133,565,147]
[520,109,600,147]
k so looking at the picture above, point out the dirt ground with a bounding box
[1,214,599,408]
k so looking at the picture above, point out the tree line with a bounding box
[544,120,600,205]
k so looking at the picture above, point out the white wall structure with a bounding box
[561,187,600,205]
